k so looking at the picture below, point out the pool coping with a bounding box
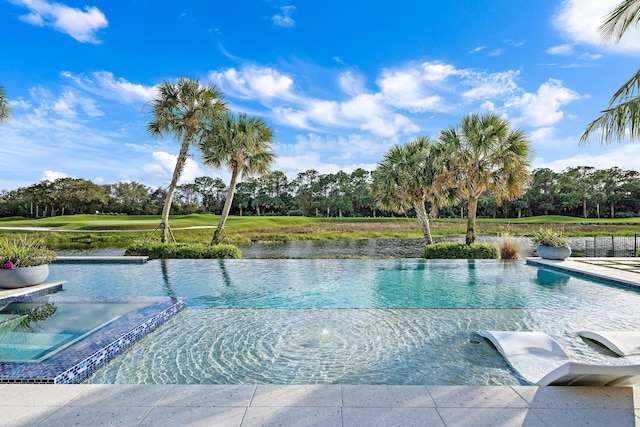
[0,294,187,384]
[526,257,640,290]
[54,256,148,263]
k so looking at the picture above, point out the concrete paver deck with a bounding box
[0,384,638,427]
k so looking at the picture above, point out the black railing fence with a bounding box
[584,235,639,257]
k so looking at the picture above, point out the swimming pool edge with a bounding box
[526,257,640,290]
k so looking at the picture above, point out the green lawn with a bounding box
[0,214,638,247]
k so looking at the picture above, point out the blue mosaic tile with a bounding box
[0,295,187,384]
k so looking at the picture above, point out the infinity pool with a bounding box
[46,259,640,385]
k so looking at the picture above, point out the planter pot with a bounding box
[537,245,571,260]
[0,265,50,289]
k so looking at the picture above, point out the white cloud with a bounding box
[53,90,103,118]
[462,70,520,100]
[546,44,575,55]
[338,71,364,96]
[421,62,461,82]
[145,151,207,186]
[272,5,296,27]
[555,0,640,53]
[469,46,485,54]
[9,0,108,44]
[41,170,70,181]
[533,144,640,172]
[378,69,442,112]
[580,52,603,60]
[508,79,581,127]
[61,71,157,104]
[210,66,296,100]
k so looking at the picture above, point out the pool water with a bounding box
[0,301,151,363]
[45,259,640,385]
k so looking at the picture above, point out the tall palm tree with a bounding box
[436,113,531,245]
[581,0,640,144]
[199,112,275,244]
[371,136,449,245]
[147,77,227,242]
[0,85,12,122]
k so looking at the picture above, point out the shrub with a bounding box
[497,233,521,259]
[424,242,499,259]
[124,242,241,259]
[531,228,568,247]
[286,209,305,216]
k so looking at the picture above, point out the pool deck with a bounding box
[2,258,640,426]
[1,383,638,426]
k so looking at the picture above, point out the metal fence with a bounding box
[584,235,639,257]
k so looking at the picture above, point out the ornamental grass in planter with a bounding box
[0,235,57,288]
[531,228,571,260]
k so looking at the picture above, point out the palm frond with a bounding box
[581,96,640,145]
[0,84,12,122]
[598,0,640,44]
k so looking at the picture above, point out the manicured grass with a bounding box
[0,214,638,247]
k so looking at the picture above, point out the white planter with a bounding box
[537,245,571,260]
[0,264,50,289]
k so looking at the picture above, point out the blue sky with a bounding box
[1,0,640,191]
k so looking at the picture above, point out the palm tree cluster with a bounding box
[373,112,532,245]
[148,78,275,243]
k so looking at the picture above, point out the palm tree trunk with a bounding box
[160,140,191,243]
[211,168,239,245]
[466,195,479,245]
[412,198,433,245]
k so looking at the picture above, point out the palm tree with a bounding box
[0,85,12,122]
[581,0,640,144]
[371,136,448,245]
[147,77,227,242]
[199,112,275,244]
[435,113,531,245]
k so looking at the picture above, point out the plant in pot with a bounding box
[531,228,571,260]
[0,235,57,289]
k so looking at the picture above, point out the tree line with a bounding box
[1,164,638,221]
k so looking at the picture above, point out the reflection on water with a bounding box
[55,236,606,259]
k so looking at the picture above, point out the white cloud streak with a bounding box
[61,71,157,104]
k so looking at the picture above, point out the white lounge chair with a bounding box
[577,331,640,357]
[477,330,640,386]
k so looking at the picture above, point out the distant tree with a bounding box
[147,77,227,242]
[436,113,531,244]
[372,136,445,244]
[199,112,275,244]
[194,176,226,213]
[581,0,640,144]
[0,85,11,122]
[557,166,596,218]
[525,168,559,216]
